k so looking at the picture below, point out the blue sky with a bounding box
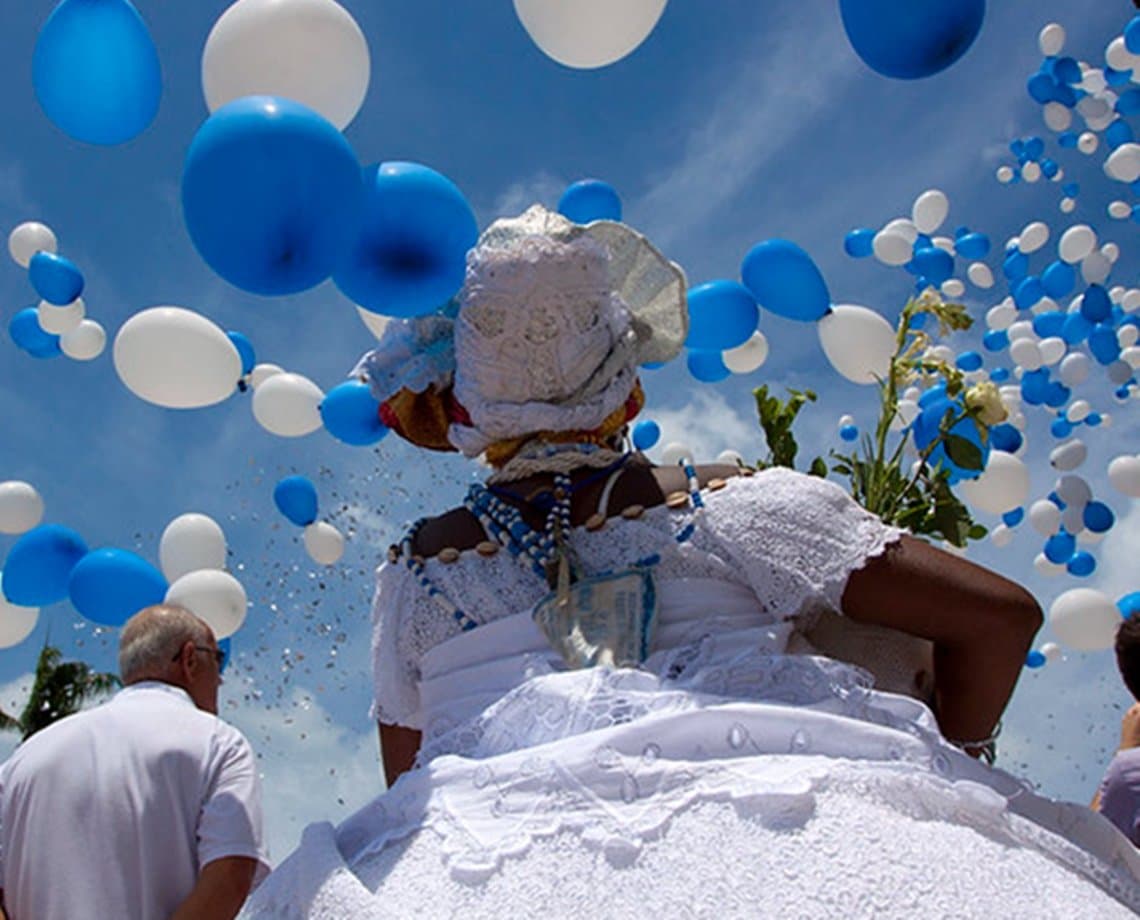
[0,0,1138,859]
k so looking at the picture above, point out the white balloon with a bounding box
[0,581,38,649]
[304,521,345,565]
[1121,346,1140,369]
[895,399,919,428]
[716,449,745,468]
[1009,338,1042,371]
[940,278,965,298]
[1038,336,1066,366]
[513,0,667,69]
[1108,455,1140,497]
[1018,221,1049,254]
[203,0,370,130]
[955,451,1029,515]
[1043,101,1072,133]
[837,414,856,429]
[996,165,1015,184]
[1125,289,1140,311]
[113,307,242,409]
[1039,23,1066,56]
[37,297,84,335]
[931,236,955,254]
[165,569,248,639]
[723,331,769,374]
[1120,323,1140,347]
[252,372,324,436]
[1066,399,1091,423]
[1049,588,1120,652]
[1021,162,1042,183]
[1106,36,1140,72]
[911,189,949,234]
[1109,200,1132,220]
[1061,504,1086,536]
[7,221,57,268]
[817,305,895,385]
[1058,224,1096,264]
[1056,474,1092,508]
[872,229,913,267]
[249,362,285,389]
[160,513,228,582]
[1077,132,1099,155]
[356,306,391,341]
[985,300,1016,330]
[1105,143,1140,182]
[1081,251,1112,286]
[1041,641,1063,663]
[1102,242,1121,263]
[1034,553,1065,577]
[968,262,994,290]
[660,442,693,467]
[1028,499,1061,537]
[1049,439,1087,471]
[1059,352,1090,387]
[1077,528,1105,546]
[0,482,44,534]
[60,319,106,361]
[1059,197,1076,215]
[1007,320,1035,342]
[990,524,1014,548]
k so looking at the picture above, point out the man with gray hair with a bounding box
[0,604,268,920]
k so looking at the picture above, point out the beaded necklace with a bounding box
[394,453,719,635]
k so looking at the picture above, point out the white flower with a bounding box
[965,382,1008,427]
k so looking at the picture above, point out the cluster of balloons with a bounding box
[0,478,246,645]
[273,476,346,566]
[7,222,107,361]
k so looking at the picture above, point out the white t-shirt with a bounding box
[0,681,269,920]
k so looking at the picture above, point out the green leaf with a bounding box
[809,457,828,478]
[943,434,984,471]
[967,524,989,540]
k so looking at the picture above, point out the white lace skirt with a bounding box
[243,673,1140,919]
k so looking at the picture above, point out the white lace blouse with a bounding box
[370,467,902,729]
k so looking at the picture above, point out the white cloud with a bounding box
[643,387,758,462]
[486,170,568,222]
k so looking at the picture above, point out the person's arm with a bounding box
[1094,703,1140,810]
[169,856,258,920]
[842,534,1042,749]
[380,722,422,787]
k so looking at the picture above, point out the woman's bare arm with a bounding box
[841,534,1042,747]
[379,722,422,787]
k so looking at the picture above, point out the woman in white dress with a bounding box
[244,207,1140,918]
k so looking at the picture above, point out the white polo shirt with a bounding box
[0,681,269,920]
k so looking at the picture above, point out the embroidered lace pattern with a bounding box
[370,468,902,728]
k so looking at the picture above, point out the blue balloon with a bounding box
[1050,417,1073,439]
[1051,57,1082,85]
[982,329,1008,352]
[912,397,988,482]
[1020,368,1049,405]
[844,228,875,258]
[1027,72,1057,105]
[685,280,759,351]
[319,380,388,446]
[558,179,622,223]
[1041,261,1075,299]
[29,252,84,306]
[1060,312,1092,345]
[1041,159,1059,180]
[913,247,953,286]
[1106,118,1136,149]
[686,350,730,383]
[1089,325,1121,365]
[1032,311,1065,338]
[838,0,985,79]
[1044,531,1076,564]
[1127,16,1140,54]
[68,548,167,627]
[217,637,232,675]
[227,331,256,376]
[740,239,830,322]
[1117,90,1140,117]
[1025,650,1047,669]
[1061,183,1080,198]
[1013,276,1044,310]
[1058,131,1078,148]
[918,384,947,408]
[33,0,161,145]
[273,476,319,527]
[182,96,363,297]
[1001,507,1024,527]
[1107,66,1134,87]
[990,367,1010,382]
[9,308,62,359]
[839,424,859,443]
[1083,501,1115,533]
[1067,551,1097,578]
[955,231,990,260]
[1043,382,1070,409]
[955,351,983,371]
[1024,136,1045,160]
[3,524,89,606]
[334,162,477,318]
[1081,285,1112,323]
[632,420,660,451]
[1119,591,1140,618]
[1002,249,1028,283]
[1085,412,1103,428]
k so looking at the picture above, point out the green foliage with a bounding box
[751,292,994,548]
[0,644,119,741]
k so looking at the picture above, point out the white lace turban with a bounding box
[354,204,688,458]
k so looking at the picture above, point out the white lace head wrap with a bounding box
[354,204,687,457]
